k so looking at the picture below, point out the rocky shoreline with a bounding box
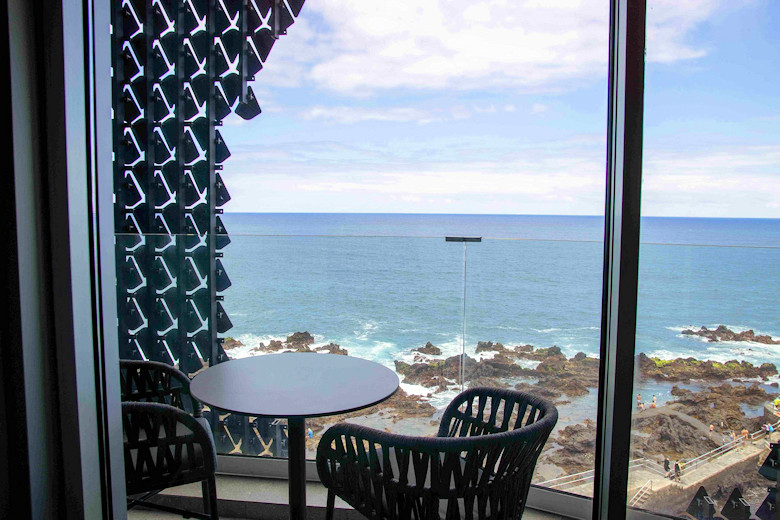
[681,325,780,345]
[222,325,779,498]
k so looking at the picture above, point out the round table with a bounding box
[190,353,400,520]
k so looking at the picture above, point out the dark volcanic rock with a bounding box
[308,388,435,431]
[395,352,528,390]
[286,331,315,349]
[514,382,562,401]
[222,337,244,351]
[396,342,600,398]
[542,420,597,473]
[532,350,600,397]
[413,342,442,356]
[475,341,506,354]
[267,340,284,352]
[638,353,777,383]
[681,325,779,344]
[515,345,566,362]
[631,414,718,459]
[470,377,502,388]
[669,383,774,431]
[315,343,348,356]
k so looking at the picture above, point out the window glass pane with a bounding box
[218,0,612,476]
[627,1,780,516]
[465,228,604,498]
[113,0,612,494]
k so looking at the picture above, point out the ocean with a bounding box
[219,213,779,406]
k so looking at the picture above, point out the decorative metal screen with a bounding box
[112,0,305,457]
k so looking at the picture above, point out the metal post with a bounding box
[287,417,307,520]
[593,1,647,519]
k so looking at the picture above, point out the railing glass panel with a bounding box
[462,225,605,498]
[116,231,465,460]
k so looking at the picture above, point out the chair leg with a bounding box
[326,489,335,520]
[202,476,219,520]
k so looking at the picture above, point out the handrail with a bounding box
[538,416,780,491]
[682,418,780,473]
[539,458,651,489]
[629,479,653,507]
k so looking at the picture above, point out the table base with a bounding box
[288,417,307,520]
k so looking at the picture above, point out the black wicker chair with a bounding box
[316,387,557,520]
[120,360,219,519]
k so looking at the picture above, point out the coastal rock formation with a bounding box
[305,387,437,448]
[395,350,532,390]
[668,383,774,431]
[514,345,567,362]
[631,413,718,459]
[475,341,505,354]
[638,353,777,383]
[395,342,601,398]
[222,337,244,351]
[531,350,600,397]
[682,325,779,344]
[315,343,349,355]
[541,420,597,473]
[413,342,442,356]
[513,382,563,401]
[286,331,315,350]
[267,340,285,352]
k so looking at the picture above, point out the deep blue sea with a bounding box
[219,213,779,377]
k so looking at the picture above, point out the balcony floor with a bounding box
[127,475,570,519]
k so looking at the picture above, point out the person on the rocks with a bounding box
[651,395,657,408]
[639,402,645,412]
[663,456,670,478]
[637,393,642,410]
[709,424,715,438]
[741,428,750,443]
[674,461,682,481]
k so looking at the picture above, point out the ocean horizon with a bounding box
[219,212,779,414]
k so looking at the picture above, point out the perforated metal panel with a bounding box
[112,0,305,457]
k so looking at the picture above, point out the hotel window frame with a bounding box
[51,0,657,517]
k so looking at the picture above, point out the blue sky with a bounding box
[222,0,779,217]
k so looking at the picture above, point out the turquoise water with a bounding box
[219,213,779,370]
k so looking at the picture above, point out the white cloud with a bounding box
[298,103,529,124]
[641,145,780,217]
[224,135,608,213]
[300,106,443,124]
[258,0,721,95]
[645,0,721,63]
[222,139,780,217]
[531,103,548,114]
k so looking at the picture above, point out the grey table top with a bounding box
[190,353,400,418]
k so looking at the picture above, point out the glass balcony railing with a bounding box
[221,233,463,458]
[116,220,780,511]
[116,219,609,497]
